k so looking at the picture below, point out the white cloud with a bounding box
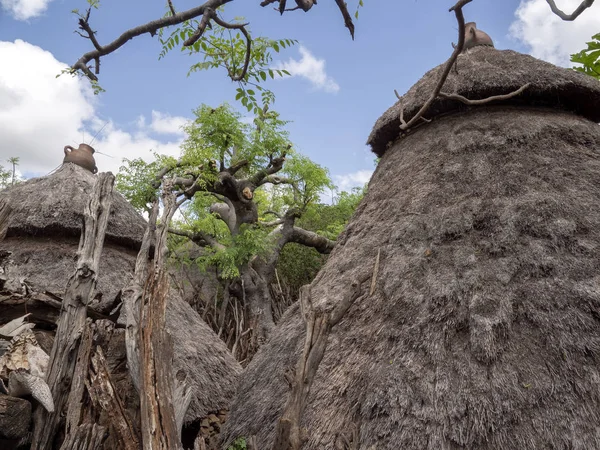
[0,39,183,177]
[149,110,189,135]
[273,45,340,93]
[334,169,373,192]
[1,0,54,20]
[510,0,600,65]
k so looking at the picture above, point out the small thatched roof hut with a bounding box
[0,160,241,437]
[223,47,600,449]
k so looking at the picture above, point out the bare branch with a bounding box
[247,151,288,186]
[333,0,355,39]
[78,14,102,51]
[290,226,336,254]
[168,0,177,15]
[71,0,234,81]
[439,83,531,105]
[257,175,295,187]
[397,0,472,132]
[545,0,595,20]
[182,9,213,47]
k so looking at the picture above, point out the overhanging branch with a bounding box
[546,0,595,20]
[290,226,335,254]
[71,0,234,81]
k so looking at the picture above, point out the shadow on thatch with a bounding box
[223,48,600,449]
[368,46,600,157]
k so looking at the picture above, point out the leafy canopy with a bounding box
[571,33,600,80]
[117,102,334,279]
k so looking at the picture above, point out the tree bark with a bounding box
[87,345,139,450]
[122,177,191,449]
[30,173,115,450]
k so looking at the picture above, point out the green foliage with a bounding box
[115,153,179,213]
[0,164,11,189]
[192,224,272,279]
[571,33,600,80]
[158,15,295,113]
[355,0,365,19]
[227,438,247,450]
[56,67,106,95]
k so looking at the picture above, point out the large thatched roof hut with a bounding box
[0,159,241,442]
[223,47,600,448]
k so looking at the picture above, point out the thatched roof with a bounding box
[368,46,600,156]
[166,290,242,424]
[223,102,600,447]
[0,161,242,427]
[0,163,145,249]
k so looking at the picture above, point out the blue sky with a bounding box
[0,0,598,192]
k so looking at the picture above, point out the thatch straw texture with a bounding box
[0,163,146,249]
[0,162,242,427]
[367,46,600,157]
[0,237,136,313]
[223,106,600,449]
[167,290,242,424]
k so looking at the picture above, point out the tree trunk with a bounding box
[242,266,275,350]
[123,181,186,450]
[31,173,115,450]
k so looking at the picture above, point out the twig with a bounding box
[545,0,595,20]
[397,0,472,132]
[439,83,531,105]
[168,0,177,15]
[334,0,356,39]
[212,14,252,81]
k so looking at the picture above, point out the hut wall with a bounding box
[223,107,600,449]
[0,236,136,313]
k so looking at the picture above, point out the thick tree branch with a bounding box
[247,152,288,186]
[290,226,335,254]
[546,0,595,20]
[226,159,249,175]
[257,175,294,187]
[273,273,369,450]
[168,227,226,251]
